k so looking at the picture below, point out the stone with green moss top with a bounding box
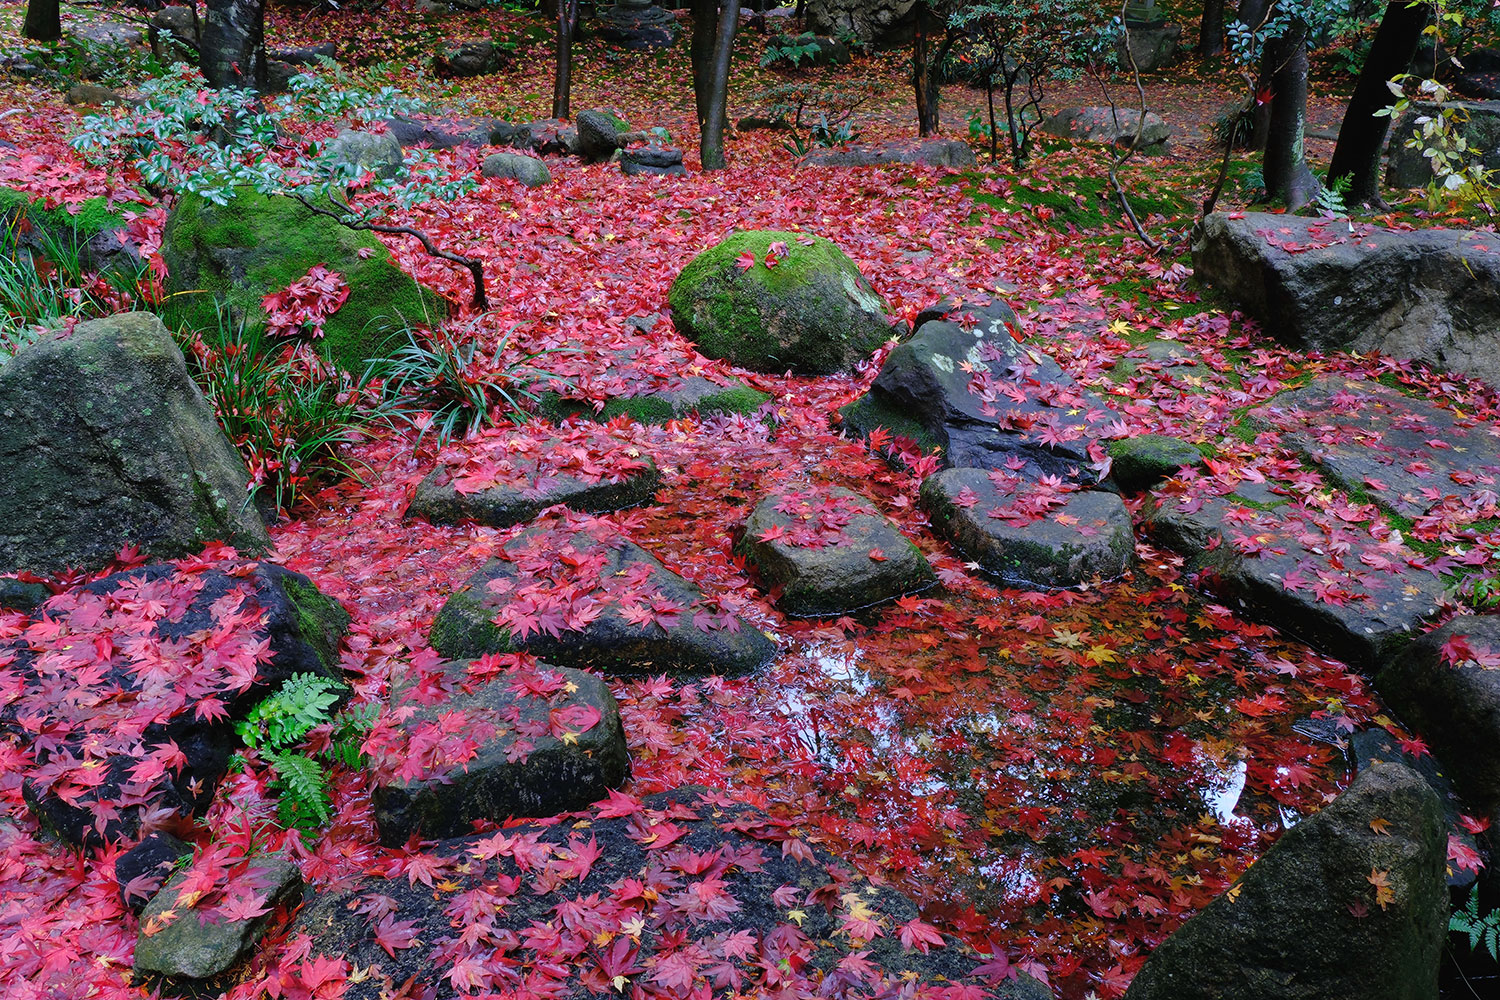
[1108,434,1203,492]
[160,190,446,374]
[668,230,893,375]
[540,376,768,426]
[0,188,145,274]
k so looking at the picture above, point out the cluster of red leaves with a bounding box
[442,421,654,496]
[758,489,870,549]
[261,265,351,341]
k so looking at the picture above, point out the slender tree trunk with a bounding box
[1238,0,1272,149]
[700,0,741,170]
[691,0,719,132]
[913,2,948,136]
[201,0,266,90]
[1263,18,1319,209]
[1198,0,1226,56]
[553,0,578,118]
[1329,1,1430,204]
[22,0,60,41]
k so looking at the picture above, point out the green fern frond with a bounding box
[236,673,346,751]
[267,750,332,829]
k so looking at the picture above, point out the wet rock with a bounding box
[1121,762,1447,1000]
[1193,212,1500,388]
[922,468,1133,588]
[134,856,302,980]
[669,230,893,376]
[620,146,688,176]
[1041,107,1170,153]
[1107,434,1203,491]
[0,577,51,614]
[737,486,936,616]
[840,297,1115,482]
[481,150,551,187]
[407,430,661,528]
[373,661,628,846]
[430,521,776,675]
[0,312,268,576]
[117,832,192,914]
[1376,615,1500,818]
[326,128,404,182]
[300,786,1018,1000]
[1142,494,1448,671]
[801,138,977,168]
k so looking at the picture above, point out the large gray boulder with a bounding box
[801,138,977,168]
[575,109,630,161]
[325,128,404,181]
[840,296,1116,482]
[805,0,917,44]
[1385,100,1500,188]
[1040,107,1170,154]
[1122,762,1447,1000]
[1193,211,1500,388]
[1376,615,1500,818]
[0,313,268,576]
[481,151,551,187]
[737,486,936,616]
[134,856,302,980]
[669,230,893,375]
[372,661,628,845]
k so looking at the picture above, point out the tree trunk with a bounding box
[1198,0,1225,56]
[201,0,266,90]
[700,0,741,170]
[553,0,577,118]
[22,0,60,42]
[1239,0,1272,149]
[1263,19,1319,209]
[1329,1,1430,204]
[691,0,719,131]
[913,1,941,136]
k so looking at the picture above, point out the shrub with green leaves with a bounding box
[235,673,376,830]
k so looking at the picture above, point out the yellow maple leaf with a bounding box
[1369,817,1392,836]
[1367,868,1395,910]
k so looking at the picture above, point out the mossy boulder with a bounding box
[0,188,143,274]
[539,376,768,425]
[1108,434,1203,491]
[668,230,893,375]
[0,312,268,576]
[161,190,446,374]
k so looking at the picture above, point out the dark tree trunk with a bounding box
[553,0,579,118]
[1263,19,1319,209]
[1239,0,1272,149]
[22,0,61,42]
[913,1,940,136]
[1198,0,1226,56]
[700,0,741,170]
[201,0,266,90]
[691,0,719,131]
[1329,1,1430,204]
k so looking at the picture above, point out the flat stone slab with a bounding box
[371,659,628,845]
[737,486,936,616]
[840,295,1118,482]
[1193,212,1500,387]
[299,787,1032,1000]
[921,468,1134,588]
[429,514,777,674]
[1108,434,1203,491]
[1246,376,1500,525]
[1143,494,1450,671]
[408,428,661,528]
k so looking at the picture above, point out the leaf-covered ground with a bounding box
[2,3,1498,999]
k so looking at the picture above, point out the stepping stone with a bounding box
[371,660,628,846]
[1108,434,1204,491]
[1143,495,1449,672]
[737,486,936,616]
[840,296,1117,482]
[407,428,661,528]
[541,375,767,425]
[429,515,776,674]
[134,855,302,981]
[921,468,1134,588]
[299,787,1048,1000]
[1246,376,1500,523]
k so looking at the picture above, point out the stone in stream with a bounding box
[1142,492,1449,672]
[133,856,303,981]
[737,486,936,616]
[1193,212,1500,388]
[371,660,628,846]
[1107,434,1203,491]
[1245,375,1500,521]
[429,515,776,674]
[407,428,662,528]
[840,295,1117,482]
[921,468,1133,588]
[300,786,1046,1000]
[1121,762,1447,1000]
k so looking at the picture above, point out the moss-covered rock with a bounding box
[1108,434,1203,491]
[0,188,144,274]
[668,230,893,375]
[539,376,769,425]
[161,190,446,374]
[0,312,268,576]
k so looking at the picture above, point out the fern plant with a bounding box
[234,674,375,830]
[1451,886,1500,960]
[1314,173,1353,219]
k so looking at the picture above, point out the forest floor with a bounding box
[1,3,1497,1000]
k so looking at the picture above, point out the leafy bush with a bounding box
[1382,74,1499,220]
[751,80,877,132]
[762,32,825,69]
[178,305,385,512]
[235,673,375,830]
[2,35,167,90]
